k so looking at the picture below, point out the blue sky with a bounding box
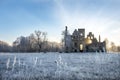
[0,0,120,45]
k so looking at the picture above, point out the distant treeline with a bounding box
[0,30,61,52]
[104,39,120,52]
[0,30,120,52]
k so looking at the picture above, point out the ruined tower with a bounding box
[64,26,72,52]
[72,29,85,52]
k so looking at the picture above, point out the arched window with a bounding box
[80,33,83,36]
[80,44,83,50]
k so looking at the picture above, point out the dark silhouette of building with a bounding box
[64,26,106,52]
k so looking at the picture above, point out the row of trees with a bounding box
[105,39,120,52]
[0,40,11,52]
[108,42,120,52]
[0,30,61,52]
[0,30,120,52]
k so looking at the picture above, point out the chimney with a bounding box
[65,26,67,32]
[99,35,101,42]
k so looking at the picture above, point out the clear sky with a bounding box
[0,0,120,45]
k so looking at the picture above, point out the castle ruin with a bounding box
[64,26,106,52]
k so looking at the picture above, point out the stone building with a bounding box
[64,26,106,52]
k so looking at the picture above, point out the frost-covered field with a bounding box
[0,52,120,80]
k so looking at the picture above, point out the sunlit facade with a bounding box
[85,38,92,45]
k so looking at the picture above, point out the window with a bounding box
[74,43,77,47]
[91,36,93,39]
[80,33,83,36]
[80,44,83,50]
[88,37,90,39]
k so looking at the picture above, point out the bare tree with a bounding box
[12,30,48,52]
[35,30,42,52]
[28,33,36,52]
[117,46,120,52]
[34,30,48,52]
[42,32,48,52]
[104,38,109,52]
[110,42,117,52]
